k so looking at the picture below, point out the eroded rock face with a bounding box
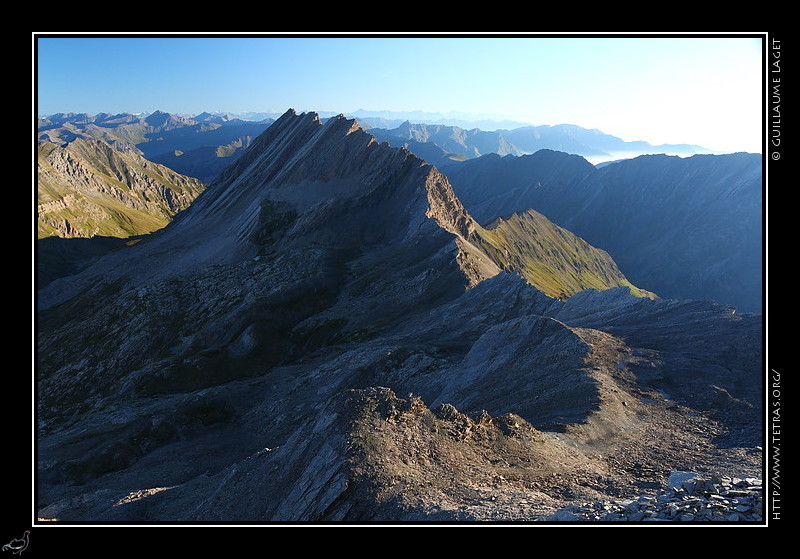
[37,138,206,239]
[36,110,763,523]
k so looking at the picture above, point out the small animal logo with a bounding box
[2,531,29,555]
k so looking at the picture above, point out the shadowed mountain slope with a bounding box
[36,110,762,523]
[446,150,763,312]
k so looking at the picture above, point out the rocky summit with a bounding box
[36,109,763,524]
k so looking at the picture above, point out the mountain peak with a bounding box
[36,105,763,523]
[38,108,456,304]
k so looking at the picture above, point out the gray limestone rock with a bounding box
[35,109,763,524]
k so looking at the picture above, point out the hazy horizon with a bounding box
[34,33,765,155]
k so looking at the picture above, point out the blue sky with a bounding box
[35,33,765,154]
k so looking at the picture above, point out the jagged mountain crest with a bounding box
[38,109,655,314]
[172,109,643,298]
[185,110,436,245]
[36,107,763,523]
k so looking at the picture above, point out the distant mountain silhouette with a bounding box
[368,121,524,159]
[365,120,716,165]
[499,124,714,161]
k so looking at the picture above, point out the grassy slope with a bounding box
[37,139,206,239]
[475,209,656,300]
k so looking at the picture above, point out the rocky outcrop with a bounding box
[550,472,763,522]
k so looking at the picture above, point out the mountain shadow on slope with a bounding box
[35,110,763,523]
[445,150,763,312]
[37,235,144,288]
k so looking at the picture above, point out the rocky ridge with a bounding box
[35,110,763,524]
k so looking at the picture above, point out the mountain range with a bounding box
[36,108,762,311]
[37,109,718,184]
[38,110,276,184]
[444,149,763,313]
[35,109,763,523]
[367,120,716,166]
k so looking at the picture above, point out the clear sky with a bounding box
[34,33,765,154]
